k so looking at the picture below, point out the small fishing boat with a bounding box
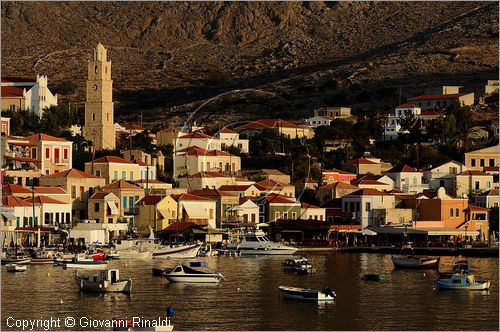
[76,269,132,293]
[30,251,55,265]
[283,257,316,275]
[152,267,172,276]
[435,273,490,290]
[278,286,336,301]
[152,243,202,259]
[64,254,109,270]
[391,255,440,269]
[164,264,225,283]
[107,252,120,260]
[439,259,472,278]
[2,254,32,265]
[360,274,385,281]
[6,263,27,272]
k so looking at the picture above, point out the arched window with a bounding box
[455,208,459,217]
[449,208,453,217]
[94,65,98,74]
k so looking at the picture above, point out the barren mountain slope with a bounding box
[1,1,498,124]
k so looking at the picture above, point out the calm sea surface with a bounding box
[1,253,498,331]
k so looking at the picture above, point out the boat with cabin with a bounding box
[435,273,490,290]
[228,230,298,255]
[438,259,472,278]
[164,264,226,283]
[76,269,132,293]
[282,257,316,274]
[1,254,32,265]
[64,253,109,270]
[278,286,336,301]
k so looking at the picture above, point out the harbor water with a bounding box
[1,253,498,330]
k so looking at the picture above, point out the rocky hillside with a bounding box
[2,1,498,126]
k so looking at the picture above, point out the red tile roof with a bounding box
[319,181,359,190]
[163,221,196,232]
[2,184,32,195]
[301,202,321,209]
[347,158,377,165]
[89,192,113,200]
[218,185,254,192]
[136,195,165,205]
[353,179,388,185]
[102,180,143,190]
[177,146,231,156]
[1,86,25,97]
[178,132,214,139]
[346,188,387,196]
[408,93,470,101]
[483,166,499,172]
[219,127,236,134]
[265,193,297,204]
[42,168,100,179]
[134,160,148,166]
[33,187,67,194]
[25,196,66,204]
[386,164,419,173]
[458,170,490,176]
[121,123,145,131]
[25,133,66,142]
[255,179,290,190]
[237,119,298,130]
[2,196,31,207]
[171,193,215,202]
[91,156,135,164]
[396,103,418,108]
[189,189,236,197]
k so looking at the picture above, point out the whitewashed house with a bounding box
[423,161,467,194]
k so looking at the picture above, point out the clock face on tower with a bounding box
[92,84,98,91]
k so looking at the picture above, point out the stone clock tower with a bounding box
[83,42,116,151]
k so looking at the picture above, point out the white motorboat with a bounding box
[64,253,109,270]
[152,243,202,259]
[228,231,298,255]
[435,273,490,290]
[278,286,336,301]
[6,263,27,272]
[164,264,226,283]
[76,269,132,293]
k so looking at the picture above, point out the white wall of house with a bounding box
[424,161,467,193]
[39,202,72,226]
[237,200,259,223]
[300,207,326,221]
[342,195,395,228]
[386,171,426,193]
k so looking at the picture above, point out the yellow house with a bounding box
[87,192,121,224]
[85,156,140,184]
[99,180,144,216]
[455,170,494,198]
[173,146,241,178]
[464,145,499,172]
[156,127,183,146]
[135,194,178,235]
[39,168,106,219]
